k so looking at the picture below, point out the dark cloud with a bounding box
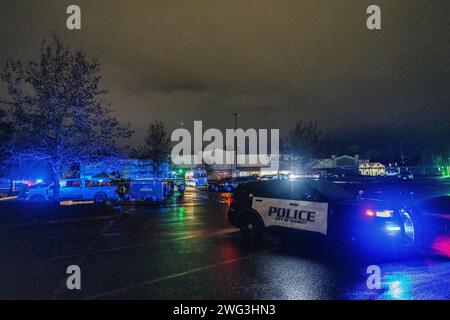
[0,0,449,155]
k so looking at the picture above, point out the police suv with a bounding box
[228,179,422,252]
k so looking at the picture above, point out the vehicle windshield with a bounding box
[29,183,50,189]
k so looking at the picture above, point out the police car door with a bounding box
[251,182,328,235]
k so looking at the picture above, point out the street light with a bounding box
[232,113,239,178]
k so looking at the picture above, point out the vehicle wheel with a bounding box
[144,196,157,206]
[94,193,107,204]
[239,213,263,240]
[29,195,45,202]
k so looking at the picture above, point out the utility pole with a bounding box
[232,113,239,178]
[400,141,405,165]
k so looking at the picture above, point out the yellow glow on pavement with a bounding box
[0,196,17,201]
[59,200,95,206]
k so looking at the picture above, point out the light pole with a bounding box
[232,113,239,178]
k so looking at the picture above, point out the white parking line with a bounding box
[99,227,238,253]
[51,218,116,298]
[0,254,81,269]
[0,196,17,201]
[87,250,268,299]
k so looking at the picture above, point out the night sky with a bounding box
[0,0,449,158]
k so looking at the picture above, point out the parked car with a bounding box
[398,171,414,181]
[381,169,400,177]
[207,180,221,192]
[260,174,289,180]
[185,169,208,188]
[218,176,258,192]
[235,176,258,184]
[218,178,238,192]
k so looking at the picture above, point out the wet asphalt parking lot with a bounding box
[0,184,449,300]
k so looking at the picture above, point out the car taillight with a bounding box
[365,209,375,217]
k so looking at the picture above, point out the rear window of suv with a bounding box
[237,180,294,199]
[235,179,352,202]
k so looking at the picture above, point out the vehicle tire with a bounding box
[239,213,264,240]
[93,192,107,204]
[144,196,157,206]
[29,195,45,202]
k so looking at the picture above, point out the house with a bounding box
[359,162,386,176]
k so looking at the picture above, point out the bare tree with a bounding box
[0,108,11,153]
[0,108,12,182]
[141,120,171,177]
[285,120,325,171]
[0,35,133,199]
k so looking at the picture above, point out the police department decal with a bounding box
[252,197,328,235]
